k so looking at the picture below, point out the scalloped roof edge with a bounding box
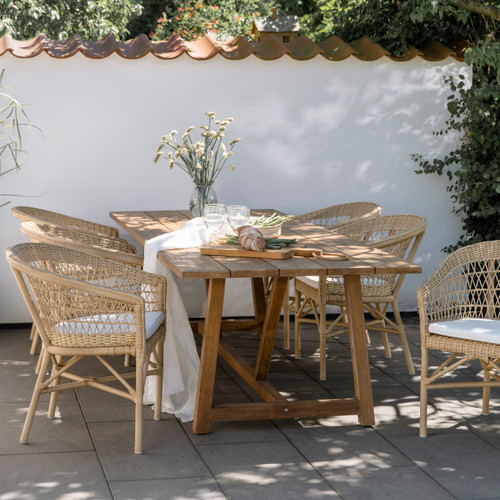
[0,33,469,62]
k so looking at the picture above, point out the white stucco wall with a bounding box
[0,51,467,323]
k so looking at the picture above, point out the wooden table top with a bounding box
[110,209,422,280]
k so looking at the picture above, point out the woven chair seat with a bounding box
[296,275,394,300]
[53,311,165,345]
[429,318,500,345]
[427,334,500,359]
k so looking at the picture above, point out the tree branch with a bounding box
[450,0,500,22]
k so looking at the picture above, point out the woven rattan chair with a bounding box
[294,214,427,380]
[20,221,143,368]
[279,202,382,349]
[11,205,120,239]
[418,240,500,437]
[6,242,166,454]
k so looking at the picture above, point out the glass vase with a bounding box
[189,183,217,217]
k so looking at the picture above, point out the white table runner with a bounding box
[142,217,210,422]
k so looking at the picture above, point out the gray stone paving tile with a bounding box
[0,451,112,500]
[110,477,227,499]
[0,328,77,404]
[75,384,168,423]
[318,463,455,500]
[197,440,340,499]
[278,425,414,469]
[0,400,94,454]
[387,432,500,499]
[90,419,212,481]
[183,419,287,446]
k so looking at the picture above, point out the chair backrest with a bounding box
[296,202,382,230]
[11,205,120,239]
[6,242,163,351]
[337,214,428,294]
[418,240,500,325]
[20,221,142,268]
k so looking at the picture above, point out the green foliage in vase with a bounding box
[154,111,242,186]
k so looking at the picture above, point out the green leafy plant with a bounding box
[414,66,500,251]
[1,0,141,40]
[0,69,35,208]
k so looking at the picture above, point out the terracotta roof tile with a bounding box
[316,35,357,61]
[0,33,466,62]
[418,40,460,61]
[348,36,390,61]
[252,34,291,60]
[287,36,324,60]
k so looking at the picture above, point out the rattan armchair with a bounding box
[280,202,382,349]
[294,214,427,380]
[418,240,500,437]
[11,205,120,239]
[6,243,166,454]
[20,221,143,367]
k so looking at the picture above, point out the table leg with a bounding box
[344,275,375,426]
[193,278,226,434]
[254,276,289,380]
[251,278,267,333]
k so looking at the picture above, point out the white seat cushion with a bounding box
[296,275,342,288]
[429,318,500,344]
[59,311,164,339]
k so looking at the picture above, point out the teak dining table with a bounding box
[110,209,421,434]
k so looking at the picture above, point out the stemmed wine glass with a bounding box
[226,205,250,234]
[203,203,226,242]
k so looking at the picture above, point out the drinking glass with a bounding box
[226,205,250,233]
[203,204,226,242]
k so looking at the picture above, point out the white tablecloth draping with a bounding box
[142,217,211,422]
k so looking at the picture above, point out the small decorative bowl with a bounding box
[255,224,282,238]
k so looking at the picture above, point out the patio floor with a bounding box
[2,313,500,499]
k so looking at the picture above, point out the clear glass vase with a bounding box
[189,183,217,217]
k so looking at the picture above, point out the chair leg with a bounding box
[35,347,44,374]
[21,349,51,444]
[154,339,165,422]
[48,355,63,418]
[419,345,429,438]
[375,304,391,358]
[294,290,303,359]
[282,281,290,350]
[29,323,39,355]
[319,301,327,381]
[482,360,491,415]
[124,354,131,367]
[135,356,144,455]
[392,302,415,375]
